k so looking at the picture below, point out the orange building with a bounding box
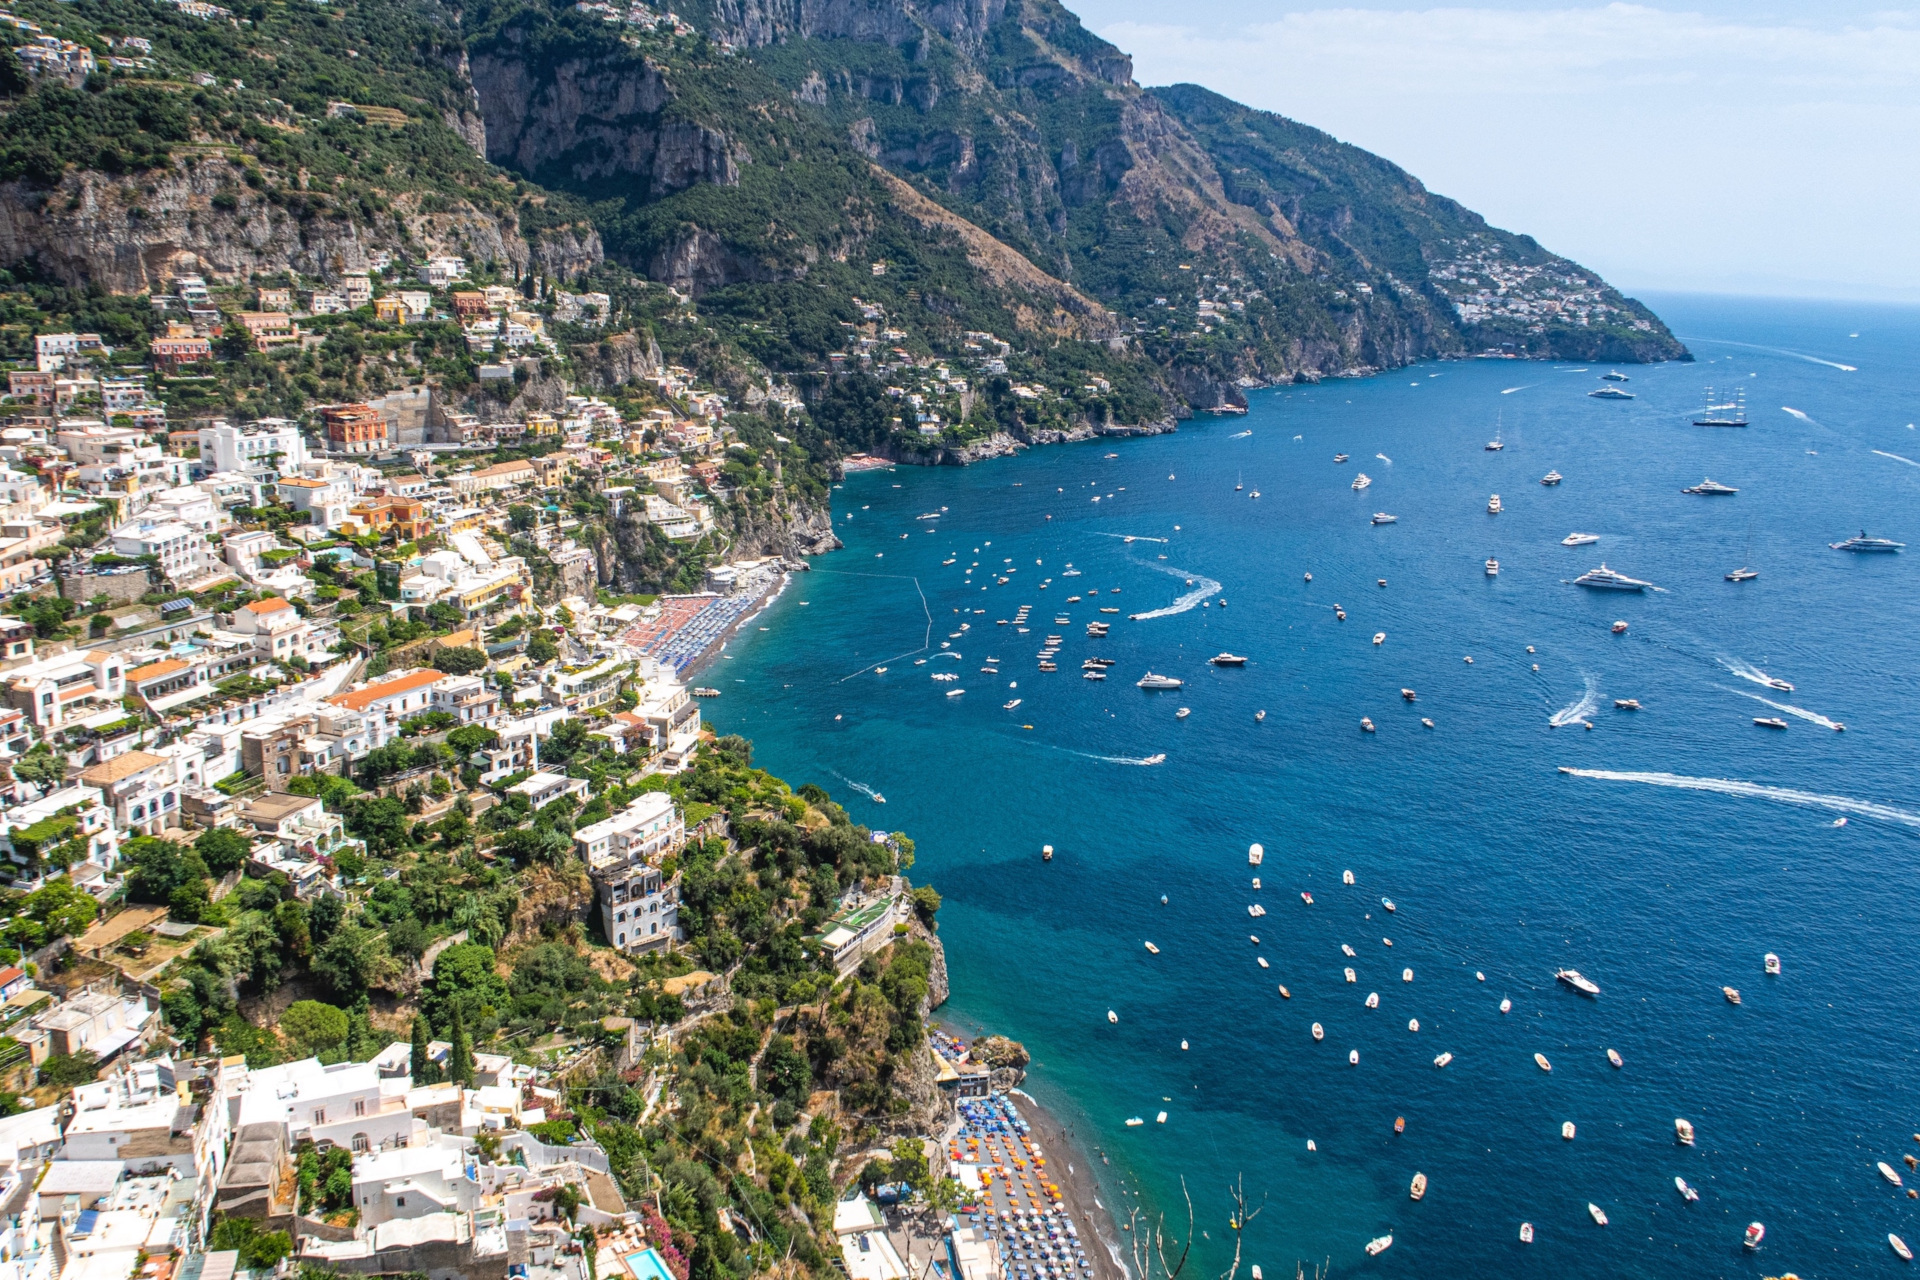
[320,403,388,454]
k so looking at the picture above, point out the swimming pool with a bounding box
[624,1248,674,1280]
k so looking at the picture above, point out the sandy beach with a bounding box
[1009,1090,1131,1280]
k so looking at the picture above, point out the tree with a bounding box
[411,1013,439,1084]
[448,1002,473,1086]
[425,941,509,1033]
[492,825,568,867]
[308,892,344,945]
[541,718,592,764]
[209,1217,292,1270]
[281,1000,350,1058]
[38,1051,99,1089]
[195,826,254,877]
[527,631,558,664]
[508,504,537,532]
[2,880,97,950]
[446,724,501,760]
[425,601,464,631]
[346,795,413,854]
[909,886,941,927]
[9,745,64,791]
[311,922,395,1000]
[433,646,488,675]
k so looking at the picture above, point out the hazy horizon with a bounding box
[1070,1,1920,304]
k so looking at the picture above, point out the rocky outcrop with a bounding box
[727,495,839,558]
[469,45,745,195]
[923,924,949,1009]
[573,331,663,389]
[0,161,529,293]
[971,1035,1028,1090]
[528,222,606,280]
[705,0,1008,54]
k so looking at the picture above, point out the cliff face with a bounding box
[0,163,537,294]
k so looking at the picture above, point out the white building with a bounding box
[5,649,125,729]
[417,257,469,288]
[140,484,226,536]
[226,1056,416,1153]
[275,470,356,531]
[350,1143,477,1228]
[579,792,683,954]
[109,519,210,585]
[198,419,310,477]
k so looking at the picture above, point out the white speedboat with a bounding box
[1519,1223,1534,1244]
[1175,707,1190,718]
[1745,1223,1764,1250]
[1003,699,1022,709]
[1574,564,1653,591]
[1365,1236,1391,1257]
[1535,1053,1552,1072]
[1311,1022,1324,1041]
[1409,1173,1427,1200]
[1562,532,1599,546]
[1500,998,1511,1013]
[1488,493,1503,513]
[1249,843,1264,866]
[1108,1010,1118,1023]
[1562,1122,1576,1140]
[1676,1177,1698,1202]
[1371,512,1397,525]
[1137,672,1183,689]
[1209,653,1248,666]
[1144,942,1159,955]
[1556,969,1600,996]
[1343,870,1355,884]
[1607,1048,1623,1068]
[1486,558,1499,576]
[1381,898,1396,912]
[1764,952,1781,975]
[1683,478,1739,495]
[1365,992,1379,1008]
[1880,1161,1905,1187]
[1589,1204,1609,1225]
[1352,473,1371,490]
[1891,1234,1913,1261]
[1542,470,1563,485]
[1675,1118,1695,1145]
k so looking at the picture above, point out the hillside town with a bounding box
[0,250,1077,1280]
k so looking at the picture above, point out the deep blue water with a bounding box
[705,295,1920,1278]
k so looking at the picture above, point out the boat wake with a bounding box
[1872,449,1920,468]
[1719,656,1791,690]
[1718,686,1845,731]
[1500,386,1532,395]
[1548,675,1601,727]
[1128,559,1222,620]
[1692,337,1857,372]
[1080,752,1168,766]
[1098,533,1170,544]
[832,772,885,803]
[1228,429,1252,439]
[1781,406,1816,423]
[1558,769,1920,828]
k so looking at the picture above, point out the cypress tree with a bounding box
[449,1003,474,1086]
[410,1013,437,1084]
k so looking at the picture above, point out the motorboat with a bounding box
[1175,707,1190,719]
[1371,512,1397,524]
[1144,942,1159,955]
[1394,1116,1405,1134]
[1360,718,1376,733]
[1488,493,1503,513]
[1352,473,1372,490]
[1880,1162,1905,1187]
[1083,670,1106,681]
[1278,985,1290,998]
[1614,699,1640,710]
[1256,710,1266,722]
[1486,558,1499,576]
[1500,998,1512,1013]
[1209,653,1248,666]
[1556,969,1601,995]
[1676,1177,1698,1202]
[1343,870,1355,884]
[1759,673,1794,691]
[1892,1234,1913,1261]
[1682,478,1739,495]
[1141,753,1167,765]
[1764,953,1781,975]
[1107,1010,1118,1023]
[1831,531,1905,552]
[1125,1117,1143,1126]
[1421,717,1433,728]
[1401,688,1416,701]
[1365,992,1379,1009]
[1754,718,1788,730]
[1562,532,1599,546]
[1382,898,1396,912]
[1403,968,1413,982]
[1562,1122,1576,1140]
[1574,564,1653,591]
[1349,1049,1359,1065]
[1588,386,1635,399]
[1433,1052,1452,1067]
[1365,1236,1391,1257]
[1745,1223,1764,1250]
[1519,1223,1534,1244]
[1612,621,1629,634]
[1249,843,1264,866]
[1726,566,1758,581]
[1676,1118,1695,1145]
[1373,632,1386,645]
[1535,1053,1552,1072]
[1344,967,1356,983]
[1542,470,1563,485]
[1248,904,1265,918]
[1343,944,1357,956]
[1311,1022,1324,1041]
[1409,1173,1427,1200]
[1303,892,1315,905]
[1334,454,1349,463]
[1589,1204,1609,1225]
[1608,1048,1623,1068]
[1137,673,1184,689]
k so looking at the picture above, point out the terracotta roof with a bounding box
[242,597,293,614]
[275,478,326,489]
[0,967,22,987]
[79,750,169,785]
[326,668,443,711]
[126,658,190,683]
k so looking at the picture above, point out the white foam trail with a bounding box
[1501,386,1532,395]
[1718,686,1845,731]
[1691,337,1857,372]
[1781,406,1814,422]
[1376,453,1392,463]
[1127,559,1222,619]
[1081,753,1167,766]
[1097,533,1169,544]
[832,772,884,802]
[1873,449,1920,468]
[1548,675,1600,727]
[1718,656,1790,690]
[1559,769,1920,828]
[1228,429,1252,439]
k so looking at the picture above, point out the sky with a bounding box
[1071,0,1920,302]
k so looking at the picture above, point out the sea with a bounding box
[703,294,1920,1278]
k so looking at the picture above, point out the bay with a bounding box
[705,294,1920,1277]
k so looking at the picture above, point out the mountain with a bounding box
[0,0,1681,441]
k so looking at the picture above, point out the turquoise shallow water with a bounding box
[706,295,1920,1278]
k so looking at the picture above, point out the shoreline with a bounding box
[1007,1087,1133,1280]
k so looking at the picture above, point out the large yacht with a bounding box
[1831,531,1905,552]
[1351,472,1372,490]
[1541,470,1563,485]
[1694,386,1749,427]
[1487,493,1502,514]
[1137,673,1185,690]
[1682,478,1739,495]
[1561,532,1599,546]
[1574,564,1653,591]
[1601,371,1630,382]
[1588,385,1635,400]
[1371,512,1397,525]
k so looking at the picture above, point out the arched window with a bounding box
[351,1132,371,1153]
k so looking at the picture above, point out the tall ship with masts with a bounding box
[1694,386,1748,427]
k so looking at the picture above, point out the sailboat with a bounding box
[1694,386,1749,427]
[1727,527,1758,582]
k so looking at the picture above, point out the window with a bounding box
[351,1132,370,1153]
[312,1107,326,1124]
[353,1098,366,1117]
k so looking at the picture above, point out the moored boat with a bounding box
[1765,953,1781,975]
[1409,1172,1427,1200]
[1745,1222,1764,1250]
[1519,1223,1534,1244]
[1589,1204,1609,1226]
[1542,470,1563,485]
[1209,653,1248,666]
[1676,1177,1698,1202]
[1365,1236,1391,1257]
[1892,1234,1913,1261]
[1433,1052,1453,1067]
[1676,1118,1695,1145]
[1562,1122,1576,1141]
[1312,1023,1324,1041]
[1535,1053,1552,1072]
[1556,969,1601,996]
[1881,1161,1905,1187]
[1607,1048,1623,1068]
[1144,941,1159,954]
